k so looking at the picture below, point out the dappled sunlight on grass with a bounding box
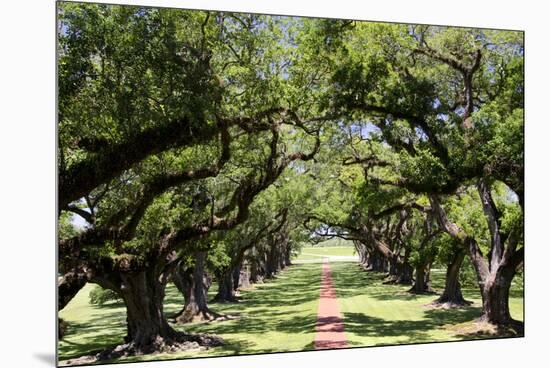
[59,264,322,364]
[59,261,523,365]
[330,262,524,347]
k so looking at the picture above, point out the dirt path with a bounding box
[314,260,347,350]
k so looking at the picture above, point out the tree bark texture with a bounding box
[172,252,217,323]
[433,250,471,306]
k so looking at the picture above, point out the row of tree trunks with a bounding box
[212,233,293,304]
[354,234,470,304]
[354,239,412,284]
[364,250,389,272]
[386,250,414,285]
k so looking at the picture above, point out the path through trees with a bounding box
[315,260,347,349]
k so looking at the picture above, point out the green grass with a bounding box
[329,262,524,347]
[59,263,322,365]
[294,246,356,261]
[59,261,524,365]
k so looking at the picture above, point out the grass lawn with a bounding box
[329,262,524,347]
[59,263,322,365]
[59,261,523,365]
[293,246,356,261]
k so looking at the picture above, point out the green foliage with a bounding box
[58,3,220,168]
[459,257,479,288]
[89,285,121,305]
[59,212,81,239]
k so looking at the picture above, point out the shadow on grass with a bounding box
[342,305,481,344]
[59,263,322,362]
[183,265,321,336]
[329,261,523,346]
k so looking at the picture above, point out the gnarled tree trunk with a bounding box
[433,249,471,306]
[79,256,224,361]
[213,269,237,303]
[116,270,178,353]
[366,250,388,273]
[410,263,432,294]
[480,264,517,325]
[172,252,218,323]
[385,251,413,285]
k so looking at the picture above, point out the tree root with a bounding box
[477,316,524,336]
[427,297,473,309]
[450,318,524,338]
[172,308,236,324]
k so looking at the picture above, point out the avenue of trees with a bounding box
[57,2,524,361]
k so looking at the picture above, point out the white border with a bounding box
[1,1,548,367]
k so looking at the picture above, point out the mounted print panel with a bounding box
[57,1,524,366]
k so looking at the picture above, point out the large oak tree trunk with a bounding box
[366,250,388,273]
[74,264,223,363]
[410,264,431,294]
[479,263,519,327]
[213,269,237,303]
[237,262,251,289]
[433,250,471,306]
[172,252,218,323]
[117,270,177,353]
